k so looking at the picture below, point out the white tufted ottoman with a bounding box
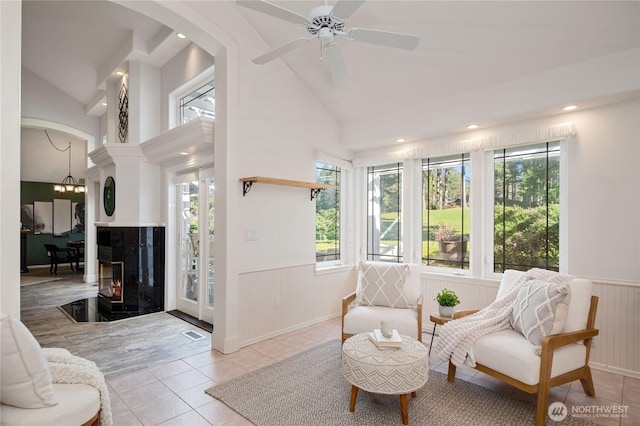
[342,333,428,425]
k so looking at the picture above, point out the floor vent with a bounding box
[182,330,206,341]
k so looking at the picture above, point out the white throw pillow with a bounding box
[356,262,410,308]
[0,313,58,408]
[510,280,571,347]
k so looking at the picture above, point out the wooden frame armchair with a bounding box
[446,271,599,426]
[341,262,423,343]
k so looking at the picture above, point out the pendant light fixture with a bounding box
[45,129,85,193]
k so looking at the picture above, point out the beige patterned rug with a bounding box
[206,339,593,426]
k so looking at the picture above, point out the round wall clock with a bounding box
[103,176,116,216]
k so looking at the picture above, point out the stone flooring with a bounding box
[19,269,640,425]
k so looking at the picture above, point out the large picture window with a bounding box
[422,154,471,269]
[494,141,560,272]
[316,162,340,262]
[367,163,402,262]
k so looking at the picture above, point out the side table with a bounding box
[428,313,454,356]
[342,333,428,425]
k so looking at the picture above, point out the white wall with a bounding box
[0,0,22,318]
[21,127,87,183]
[21,68,99,139]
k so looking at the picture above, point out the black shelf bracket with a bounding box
[242,180,256,196]
[310,188,323,201]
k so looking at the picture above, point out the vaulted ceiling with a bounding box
[21,1,640,150]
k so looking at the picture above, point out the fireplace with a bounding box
[97,226,164,314]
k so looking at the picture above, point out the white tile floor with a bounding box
[105,317,640,426]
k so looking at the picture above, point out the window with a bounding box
[179,80,215,124]
[422,154,471,269]
[494,141,560,272]
[367,163,402,262]
[316,162,340,262]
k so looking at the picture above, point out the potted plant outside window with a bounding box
[435,288,460,317]
[433,224,469,261]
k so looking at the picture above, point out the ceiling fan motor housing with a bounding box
[306,5,345,37]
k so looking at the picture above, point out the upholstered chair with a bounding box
[446,270,599,426]
[342,262,423,343]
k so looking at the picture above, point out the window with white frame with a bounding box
[422,154,471,269]
[315,162,340,262]
[367,163,403,263]
[493,141,560,272]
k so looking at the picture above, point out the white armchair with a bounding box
[446,270,599,426]
[342,262,423,343]
[1,313,107,426]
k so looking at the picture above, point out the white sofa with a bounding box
[342,262,423,342]
[0,313,105,426]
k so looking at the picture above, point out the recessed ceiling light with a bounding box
[180,152,189,156]
[562,105,578,111]
[395,138,406,143]
[467,124,479,129]
[101,102,107,106]
[177,33,186,39]
[116,71,124,76]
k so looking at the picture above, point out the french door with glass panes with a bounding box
[176,169,214,323]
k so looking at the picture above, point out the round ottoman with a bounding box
[342,333,429,425]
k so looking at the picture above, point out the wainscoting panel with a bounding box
[420,273,499,322]
[238,264,355,346]
[590,279,640,376]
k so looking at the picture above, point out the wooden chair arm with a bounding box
[453,309,480,319]
[542,328,599,351]
[342,292,356,318]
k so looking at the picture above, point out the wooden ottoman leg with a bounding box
[349,385,359,412]
[411,391,417,398]
[400,394,409,425]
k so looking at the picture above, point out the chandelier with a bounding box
[45,130,85,193]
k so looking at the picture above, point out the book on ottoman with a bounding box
[369,329,403,348]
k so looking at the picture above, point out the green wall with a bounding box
[21,181,85,267]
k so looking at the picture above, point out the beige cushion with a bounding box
[473,329,587,386]
[343,305,420,340]
[497,270,593,335]
[510,280,570,346]
[356,262,410,308]
[562,278,592,333]
[0,383,100,426]
[0,313,57,409]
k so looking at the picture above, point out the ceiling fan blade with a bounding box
[252,37,311,65]
[236,0,309,25]
[332,0,366,19]
[347,28,419,50]
[323,42,348,84]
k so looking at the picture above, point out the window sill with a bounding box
[315,263,354,276]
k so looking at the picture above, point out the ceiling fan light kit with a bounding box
[237,0,419,84]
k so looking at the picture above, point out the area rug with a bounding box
[206,340,592,426]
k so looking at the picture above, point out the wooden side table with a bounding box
[428,313,454,355]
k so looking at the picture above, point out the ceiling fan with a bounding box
[236,0,420,84]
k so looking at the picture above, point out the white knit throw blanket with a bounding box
[45,352,113,426]
[433,268,573,367]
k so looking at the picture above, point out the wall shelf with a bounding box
[240,176,337,200]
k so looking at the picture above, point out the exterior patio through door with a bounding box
[175,168,214,324]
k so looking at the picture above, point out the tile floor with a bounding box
[19,271,640,425]
[103,318,640,426]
